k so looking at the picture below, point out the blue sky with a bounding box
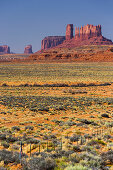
[0,0,113,53]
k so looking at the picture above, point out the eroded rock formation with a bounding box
[0,45,10,54]
[75,27,80,40]
[66,24,73,40]
[41,36,65,50]
[41,24,113,50]
[79,24,101,40]
[24,45,33,54]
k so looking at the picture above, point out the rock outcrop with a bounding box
[0,45,10,54]
[58,24,112,48]
[66,24,73,40]
[78,24,101,40]
[28,45,113,62]
[41,36,65,50]
[41,24,113,50]
[24,45,33,54]
[75,27,80,40]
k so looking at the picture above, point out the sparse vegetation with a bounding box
[0,62,113,169]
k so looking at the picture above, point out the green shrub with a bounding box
[95,139,106,145]
[22,157,56,170]
[0,150,20,164]
[101,150,113,164]
[25,125,34,130]
[65,164,90,170]
[12,126,20,131]
[73,145,81,152]
[1,141,10,148]
[105,121,113,127]
[79,152,102,169]
[101,113,109,118]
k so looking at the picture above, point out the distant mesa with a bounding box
[41,24,113,50]
[0,45,10,54]
[41,36,65,50]
[24,45,33,54]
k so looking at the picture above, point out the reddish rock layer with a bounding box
[75,27,79,40]
[66,24,73,40]
[41,36,65,50]
[58,35,113,49]
[0,45,10,54]
[41,24,113,50]
[27,46,113,62]
[24,45,33,54]
[77,24,101,40]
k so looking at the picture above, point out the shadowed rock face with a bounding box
[24,45,33,54]
[41,36,65,50]
[0,45,10,54]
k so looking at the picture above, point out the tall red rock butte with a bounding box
[66,24,73,40]
[24,45,33,54]
[0,45,10,54]
[75,24,101,40]
[41,24,113,50]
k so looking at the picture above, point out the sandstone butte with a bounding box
[0,45,10,54]
[27,24,113,62]
[24,45,33,54]
[40,24,113,50]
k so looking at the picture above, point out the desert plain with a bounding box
[0,46,113,169]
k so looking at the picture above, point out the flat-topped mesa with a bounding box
[66,24,73,40]
[0,45,10,54]
[39,24,112,51]
[78,24,102,40]
[41,36,65,50]
[24,45,33,54]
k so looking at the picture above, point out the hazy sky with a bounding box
[0,0,113,53]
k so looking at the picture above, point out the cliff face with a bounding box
[59,24,112,48]
[41,36,65,50]
[66,24,73,40]
[41,24,113,50]
[0,45,10,54]
[76,24,102,40]
[24,45,33,54]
